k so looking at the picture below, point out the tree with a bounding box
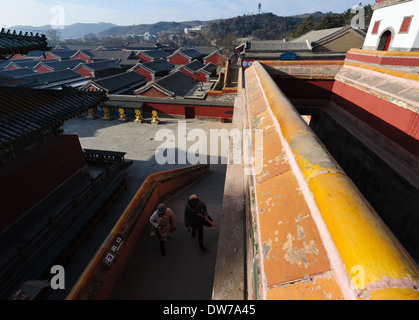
[258,3,262,14]
[45,29,61,44]
[315,13,345,30]
[84,32,98,43]
[290,15,315,38]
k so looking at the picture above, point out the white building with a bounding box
[363,0,419,51]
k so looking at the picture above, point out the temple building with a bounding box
[363,0,419,51]
[0,30,132,299]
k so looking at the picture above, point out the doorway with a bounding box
[377,30,392,51]
[185,107,195,119]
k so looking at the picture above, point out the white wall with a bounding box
[363,0,419,51]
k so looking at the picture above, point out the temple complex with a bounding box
[1,0,418,301]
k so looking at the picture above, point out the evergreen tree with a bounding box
[315,13,345,30]
[291,15,315,38]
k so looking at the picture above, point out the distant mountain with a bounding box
[98,20,208,38]
[10,22,117,39]
[9,11,327,41]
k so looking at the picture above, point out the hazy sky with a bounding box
[1,0,376,28]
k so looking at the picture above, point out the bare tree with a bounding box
[45,29,61,43]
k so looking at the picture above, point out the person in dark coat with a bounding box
[150,203,176,256]
[184,194,209,251]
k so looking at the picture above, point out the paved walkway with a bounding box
[110,163,226,300]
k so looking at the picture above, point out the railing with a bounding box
[251,61,419,299]
[66,164,210,300]
[83,149,127,164]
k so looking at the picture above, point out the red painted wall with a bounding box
[0,134,88,232]
[35,64,53,73]
[140,87,168,98]
[73,53,92,63]
[133,66,153,81]
[205,54,225,66]
[85,84,100,92]
[181,68,207,82]
[331,80,419,157]
[45,52,60,60]
[75,65,94,78]
[142,102,233,119]
[6,64,19,70]
[346,52,419,67]
[137,53,152,63]
[168,53,189,65]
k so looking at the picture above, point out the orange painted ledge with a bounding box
[250,60,419,300]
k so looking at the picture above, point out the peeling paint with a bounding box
[283,230,319,268]
[297,225,305,240]
[358,276,419,300]
[265,197,273,206]
[263,239,272,260]
[323,290,333,300]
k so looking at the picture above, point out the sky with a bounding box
[0,0,376,28]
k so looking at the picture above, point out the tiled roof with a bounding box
[0,28,50,55]
[291,27,345,44]
[53,45,69,50]
[0,75,35,87]
[135,71,199,97]
[180,61,217,76]
[95,45,125,51]
[23,50,48,58]
[0,86,106,150]
[201,62,217,74]
[0,68,37,78]
[48,49,83,59]
[9,60,45,69]
[137,59,174,73]
[19,69,83,88]
[77,59,120,72]
[193,46,220,56]
[85,71,146,94]
[180,48,205,59]
[35,59,86,71]
[139,49,170,60]
[168,48,205,61]
[89,50,136,61]
[183,60,205,72]
[1,59,41,69]
[125,42,160,50]
[245,40,311,52]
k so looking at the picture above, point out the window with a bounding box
[399,16,413,33]
[372,21,380,35]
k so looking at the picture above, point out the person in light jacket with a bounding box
[150,203,176,256]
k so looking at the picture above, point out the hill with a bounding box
[203,12,325,40]
[98,20,208,38]
[10,22,117,39]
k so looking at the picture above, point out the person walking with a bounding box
[184,194,212,251]
[150,203,176,256]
